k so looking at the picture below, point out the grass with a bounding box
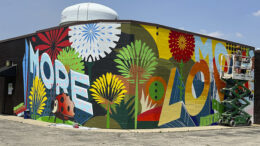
[37,116,74,125]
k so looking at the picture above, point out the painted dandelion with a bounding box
[90,72,127,128]
[69,23,121,62]
[57,47,85,74]
[29,76,47,119]
[114,40,158,129]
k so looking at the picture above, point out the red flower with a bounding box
[168,31,195,63]
[35,27,71,64]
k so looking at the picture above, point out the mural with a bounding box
[22,22,254,129]
[90,72,127,128]
[28,76,47,119]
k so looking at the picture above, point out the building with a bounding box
[0,3,256,129]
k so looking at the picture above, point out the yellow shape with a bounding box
[185,60,210,116]
[90,72,127,105]
[191,36,211,64]
[158,68,182,126]
[200,37,208,44]
[212,40,227,57]
[178,35,187,50]
[141,24,172,60]
[29,76,47,115]
[191,37,207,62]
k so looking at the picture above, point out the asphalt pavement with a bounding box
[0,115,260,146]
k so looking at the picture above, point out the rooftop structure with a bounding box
[60,3,119,25]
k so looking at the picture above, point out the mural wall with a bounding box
[22,22,255,129]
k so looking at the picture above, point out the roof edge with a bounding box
[0,19,255,49]
[0,33,35,44]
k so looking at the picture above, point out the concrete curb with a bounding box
[1,115,258,133]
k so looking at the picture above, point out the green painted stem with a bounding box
[106,104,110,129]
[33,107,36,120]
[179,60,184,101]
[134,75,139,129]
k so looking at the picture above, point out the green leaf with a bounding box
[116,54,126,60]
[119,49,128,61]
[114,59,127,67]
[135,40,142,57]
[142,50,153,68]
[145,61,158,70]
[128,79,135,82]
[122,47,131,61]
[140,46,149,67]
[116,65,129,73]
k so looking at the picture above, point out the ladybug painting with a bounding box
[50,93,75,123]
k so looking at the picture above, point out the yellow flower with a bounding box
[90,72,127,105]
[29,76,47,116]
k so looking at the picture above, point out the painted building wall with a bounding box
[23,21,255,129]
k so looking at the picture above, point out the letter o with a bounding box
[40,53,54,89]
[185,60,210,116]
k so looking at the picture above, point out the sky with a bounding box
[0,0,259,49]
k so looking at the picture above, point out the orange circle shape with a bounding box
[145,76,167,106]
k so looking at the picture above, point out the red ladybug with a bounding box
[50,93,75,123]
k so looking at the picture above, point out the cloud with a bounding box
[199,29,207,34]
[207,31,224,38]
[199,29,225,38]
[178,27,185,30]
[253,10,260,16]
[235,32,243,38]
[200,29,244,39]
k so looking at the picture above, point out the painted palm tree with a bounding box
[114,40,158,129]
[89,72,127,128]
[29,76,47,120]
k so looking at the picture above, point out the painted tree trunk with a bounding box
[134,74,139,129]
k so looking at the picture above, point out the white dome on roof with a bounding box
[60,3,118,25]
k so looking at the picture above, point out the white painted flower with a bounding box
[69,23,121,62]
[140,90,156,113]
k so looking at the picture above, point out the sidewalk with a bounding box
[1,114,260,146]
[2,114,258,133]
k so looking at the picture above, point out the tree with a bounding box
[114,40,157,129]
